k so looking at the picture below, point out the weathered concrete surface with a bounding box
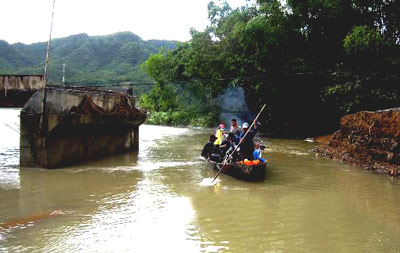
[314,108,400,178]
[20,85,146,168]
[0,75,45,107]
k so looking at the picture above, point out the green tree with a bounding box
[140,0,399,134]
[344,25,393,70]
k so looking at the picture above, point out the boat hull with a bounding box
[206,160,267,182]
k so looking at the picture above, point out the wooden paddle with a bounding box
[211,104,266,182]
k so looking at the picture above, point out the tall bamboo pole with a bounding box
[40,0,56,134]
[211,104,266,182]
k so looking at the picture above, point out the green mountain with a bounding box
[0,32,177,86]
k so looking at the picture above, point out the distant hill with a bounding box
[0,32,177,86]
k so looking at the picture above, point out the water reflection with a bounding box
[1,108,400,252]
[0,108,20,190]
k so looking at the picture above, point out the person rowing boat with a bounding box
[239,119,258,160]
[201,104,268,181]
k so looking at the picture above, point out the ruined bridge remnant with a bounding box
[20,85,146,168]
[0,75,45,107]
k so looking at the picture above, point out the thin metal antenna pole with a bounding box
[62,63,66,86]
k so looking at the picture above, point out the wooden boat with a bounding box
[205,159,267,182]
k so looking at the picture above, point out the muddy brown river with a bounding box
[1,108,400,252]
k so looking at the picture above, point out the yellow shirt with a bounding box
[214,129,223,145]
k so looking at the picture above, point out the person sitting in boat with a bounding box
[201,135,219,160]
[230,118,241,137]
[253,142,266,163]
[239,120,258,160]
[220,133,239,160]
[214,123,225,146]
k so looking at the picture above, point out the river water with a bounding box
[1,108,400,252]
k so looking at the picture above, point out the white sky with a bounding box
[0,0,253,44]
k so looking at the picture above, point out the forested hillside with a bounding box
[141,0,400,136]
[0,32,177,85]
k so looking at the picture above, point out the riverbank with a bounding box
[145,111,218,127]
[314,108,400,179]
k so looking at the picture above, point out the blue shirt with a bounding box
[253,149,266,163]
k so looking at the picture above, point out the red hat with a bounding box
[219,124,225,129]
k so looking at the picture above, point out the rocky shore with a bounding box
[314,108,400,179]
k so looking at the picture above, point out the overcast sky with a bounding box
[0,0,253,44]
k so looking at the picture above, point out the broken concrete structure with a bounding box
[0,75,45,107]
[20,85,146,168]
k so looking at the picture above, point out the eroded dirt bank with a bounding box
[315,108,400,178]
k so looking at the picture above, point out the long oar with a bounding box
[211,104,266,182]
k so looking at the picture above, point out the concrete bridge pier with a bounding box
[0,75,45,107]
[20,86,146,168]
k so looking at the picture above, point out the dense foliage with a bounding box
[141,0,399,135]
[0,32,176,86]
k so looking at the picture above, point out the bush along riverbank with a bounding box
[144,111,219,127]
[314,108,400,179]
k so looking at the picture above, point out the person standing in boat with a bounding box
[239,120,258,160]
[201,135,218,160]
[230,118,241,137]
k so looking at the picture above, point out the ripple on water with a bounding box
[0,160,20,190]
[1,120,400,252]
[199,178,219,186]
[135,161,202,172]
[46,178,201,252]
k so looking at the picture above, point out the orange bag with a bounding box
[240,159,260,166]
